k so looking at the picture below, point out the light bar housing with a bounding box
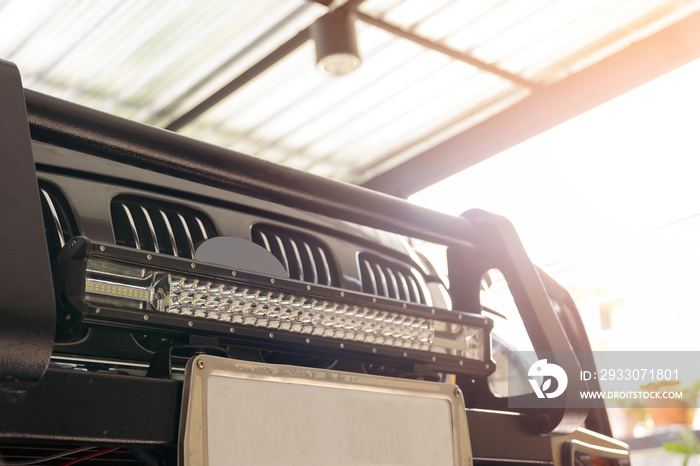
[54,237,494,376]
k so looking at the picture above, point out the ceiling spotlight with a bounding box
[311,11,361,75]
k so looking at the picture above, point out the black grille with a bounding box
[38,181,79,266]
[358,252,427,304]
[111,197,216,259]
[251,224,337,286]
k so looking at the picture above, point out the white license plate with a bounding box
[179,355,472,466]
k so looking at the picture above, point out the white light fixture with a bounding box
[311,11,361,75]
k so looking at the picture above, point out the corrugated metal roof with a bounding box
[3,0,698,182]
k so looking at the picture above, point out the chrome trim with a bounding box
[41,188,65,248]
[385,267,401,300]
[362,259,378,295]
[159,209,179,257]
[195,216,209,240]
[273,234,290,273]
[407,274,421,303]
[302,241,319,284]
[140,206,159,253]
[316,246,332,286]
[121,204,141,250]
[257,230,272,252]
[177,213,195,259]
[373,263,390,298]
[288,238,304,282]
[395,270,411,302]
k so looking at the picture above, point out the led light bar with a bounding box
[55,237,494,375]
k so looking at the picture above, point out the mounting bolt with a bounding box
[190,263,196,269]
[269,333,274,339]
[306,285,312,291]
[270,278,275,284]
[305,338,311,344]
[454,388,461,398]
[431,356,436,362]
[485,364,490,370]
[372,348,377,353]
[229,327,235,333]
[231,271,237,277]
[431,309,436,315]
[65,314,72,322]
[340,291,345,297]
[143,315,149,321]
[402,303,407,309]
[95,308,101,314]
[99,245,105,252]
[147,254,152,260]
[339,343,345,349]
[458,314,462,320]
[188,321,193,327]
[372,297,377,303]
[197,360,205,369]
[459,360,464,366]
[403,352,408,358]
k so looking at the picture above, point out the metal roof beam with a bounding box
[356,12,538,89]
[362,9,700,198]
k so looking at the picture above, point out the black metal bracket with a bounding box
[0,368,181,444]
[449,209,588,434]
[147,337,228,379]
[0,60,55,391]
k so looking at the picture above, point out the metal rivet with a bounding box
[340,291,345,297]
[459,360,464,366]
[431,356,436,362]
[270,278,275,284]
[305,338,311,344]
[147,254,152,260]
[306,285,312,291]
[143,315,149,321]
[269,333,274,339]
[340,343,345,349]
[372,297,377,303]
[70,240,77,247]
[402,303,407,309]
[471,379,476,384]
[403,352,408,358]
[188,321,193,327]
[99,245,105,252]
[229,327,235,333]
[65,314,72,321]
[190,263,196,269]
[454,388,461,398]
[485,364,490,370]
[458,314,463,320]
[431,308,436,315]
[95,308,101,314]
[372,348,377,353]
[231,271,237,277]
[197,360,205,369]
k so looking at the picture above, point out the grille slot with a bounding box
[358,253,427,304]
[111,197,216,259]
[38,181,79,266]
[251,224,337,286]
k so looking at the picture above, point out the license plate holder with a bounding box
[179,355,471,466]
